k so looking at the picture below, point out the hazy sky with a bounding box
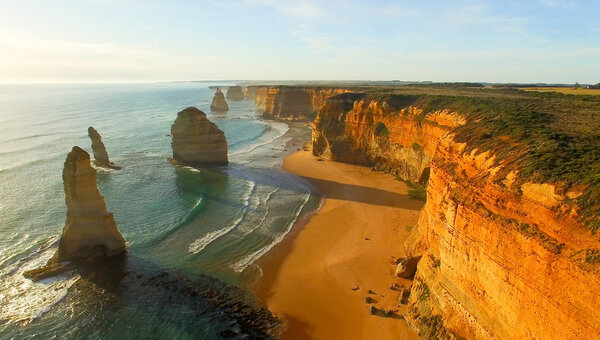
[0,0,598,83]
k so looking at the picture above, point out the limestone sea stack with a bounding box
[210,88,229,112]
[57,146,126,261]
[226,86,244,101]
[171,107,228,166]
[88,127,120,169]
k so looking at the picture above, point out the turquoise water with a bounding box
[0,83,317,338]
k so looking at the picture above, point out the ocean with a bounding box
[0,82,318,338]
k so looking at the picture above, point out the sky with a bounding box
[0,0,598,83]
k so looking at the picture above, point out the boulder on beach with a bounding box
[88,127,120,169]
[171,107,228,166]
[57,146,127,261]
[226,86,244,101]
[211,89,229,112]
[395,256,421,278]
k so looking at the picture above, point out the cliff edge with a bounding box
[306,89,600,340]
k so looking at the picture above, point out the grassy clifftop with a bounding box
[327,86,600,230]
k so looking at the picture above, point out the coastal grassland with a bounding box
[331,85,600,230]
[520,87,600,96]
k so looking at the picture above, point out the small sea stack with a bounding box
[210,88,229,112]
[88,127,121,169]
[171,107,228,166]
[226,86,244,101]
[58,146,126,261]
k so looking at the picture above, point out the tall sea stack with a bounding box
[57,146,126,261]
[210,88,229,112]
[226,86,244,101]
[171,107,228,166]
[88,127,120,169]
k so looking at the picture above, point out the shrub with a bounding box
[374,122,389,137]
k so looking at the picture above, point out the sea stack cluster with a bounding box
[88,127,120,169]
[226,86,244,101]
[57,146,126,261]
[171,107,228,166]
[211,88,229,112]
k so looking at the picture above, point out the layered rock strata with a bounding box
[309,92,600,339]
[58,146,126,261]
[313,93,464,183]
[226,86,244,101]
[210,88,229,112]
[171,107,228,166]
[88,127,120,169]
[250,86,349,120]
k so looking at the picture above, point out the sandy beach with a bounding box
[254,144,424,339]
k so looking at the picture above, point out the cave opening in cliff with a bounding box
[419,167,431,186]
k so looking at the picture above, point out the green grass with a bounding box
[319,85,600,231]
[521,87,600,96]
[397,178,427,201]
[362,89,600,231]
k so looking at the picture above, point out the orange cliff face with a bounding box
[309,93,600,339]
[404,134,600,340]
[312,93,465,183]
[248,86,349,120]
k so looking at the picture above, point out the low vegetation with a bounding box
[359,86,600,231]
[397,178,427,201]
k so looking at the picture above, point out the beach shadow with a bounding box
[297,176,425,210]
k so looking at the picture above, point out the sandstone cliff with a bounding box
[88,127,120,169]
[250,86,349,120]
[171,107,228,166]
[244,86,258,100]
[309,91,600,339]
[313,93,464,183]
[210,88,229,112]
[58,146,126,261]
[226,86,244,101]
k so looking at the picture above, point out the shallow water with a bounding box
[0,83,318,338]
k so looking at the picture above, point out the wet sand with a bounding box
[254,144,424,339]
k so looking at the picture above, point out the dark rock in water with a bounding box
[88,127,121,169]
[26,252,284,338]
[23,252,74,281]
[171,107,228,166]
[211,88,229,112]
[226,86,244,101]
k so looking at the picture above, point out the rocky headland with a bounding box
[246,85,349,120]
[210,88,229,112]
[88,127,120,169]
[254,85,600,339]
[171,106,228,166]
[226,86,244,101]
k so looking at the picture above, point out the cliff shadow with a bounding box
[296,176,425,210]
